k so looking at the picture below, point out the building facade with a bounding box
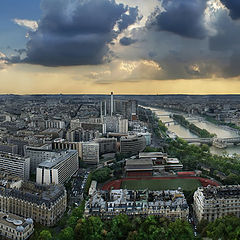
[120,135,146,156]
[25,146,61,173]
[45,120,65,129]
[52,139,82,156]
[66,128,99,142]
[0,212,34,240]
[0,182,67,226]
[85,189,189,220]
[94,138,117,155]
[80,142,99,164]
[118,119,128,133]
[0,152,30,180]
[194,185,240,222]
[36,150,78,185]
[0,143,18,155]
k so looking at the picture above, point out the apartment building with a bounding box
[0,212,34,240]
[24,145,61,173]
[36,150,78,185]
[0,181,67,226]
[94,138,117,155]
[80,142,99,164]
[85,189,189,220]
[120,134,146,156]
[194,185,240,222]
[0,152,30,180]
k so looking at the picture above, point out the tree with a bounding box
[75,216,104,240]
[106,214,132,240]
[67,216,78,229]
[197,219,209,237]
[167,219,194,240]
[206,215,240,240]
[92,167,111,183]
[58,227,74,240]
[38,230,52,240]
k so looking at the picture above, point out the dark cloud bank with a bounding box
[147,0,208,39]
[5,0,240,80]
[220,0,240,20]
[20,0,140,66]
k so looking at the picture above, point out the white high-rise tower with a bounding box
[110,92,114,116]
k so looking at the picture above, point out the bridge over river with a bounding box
[182,137,240,145]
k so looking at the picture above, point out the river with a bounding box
[148,107,240,156]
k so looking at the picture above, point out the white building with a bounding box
[194,185,240,222]
[140,132,152,146]
[80,142,99,164]
[118,118,128,133]
[45,120,65,129]
[0,152,30,180]
[24,144,58,173]
[89,180,97,196]
[36,150,78,185]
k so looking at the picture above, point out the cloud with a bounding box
[119,37,137,46]
[0,52,8,70]
[220,0,240,20]
[87,59,163,84]
[17,0,139,67]
[147,0,208,39]
[209,10,240,51]
[118,7,141,31]
[13,19,38,31]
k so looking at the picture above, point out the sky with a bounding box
[1,0,240,94]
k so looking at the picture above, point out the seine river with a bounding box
[149,107,240,156]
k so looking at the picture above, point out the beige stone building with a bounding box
[0,212,34,240]
[0,182,67,226]
[194,185,240,222]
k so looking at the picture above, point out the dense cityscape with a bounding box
[0,94,238,239]
[1,0,240,239]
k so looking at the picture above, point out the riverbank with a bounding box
[172,114,215,138]
[147,106,240,156]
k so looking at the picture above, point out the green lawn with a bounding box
[121,179,201,191]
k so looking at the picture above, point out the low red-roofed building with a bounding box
[177,171,196,176]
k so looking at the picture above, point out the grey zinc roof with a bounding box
[38,150,77,169]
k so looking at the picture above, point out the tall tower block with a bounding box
[110,92,114,116]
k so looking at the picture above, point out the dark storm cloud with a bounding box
[209,10,240,52]
[147,0,208,39]
[19,0,139,66]
[208,9,240,77]
[119,37,137,46]
[224,51,240,77]
[118,7,141,32]
[220,0,240,20]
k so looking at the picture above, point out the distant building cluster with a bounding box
[85,189,189,220]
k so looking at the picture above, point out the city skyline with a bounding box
[1,0,240,94]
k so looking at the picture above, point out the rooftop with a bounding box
[200,185,240,199]
[38,150,77,169]
[0,182,66,207]
[139,152,167,158]
[0,152,29,162]
[0,212,33,232]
